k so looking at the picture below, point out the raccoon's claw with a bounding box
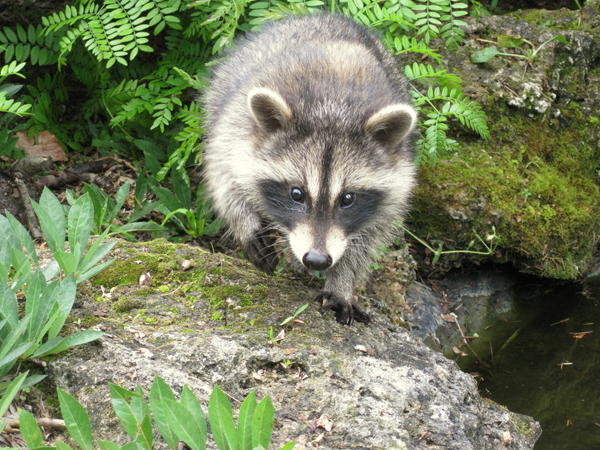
[244,235,279,274]
[314,292,372,326]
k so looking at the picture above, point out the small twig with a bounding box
[2,417,66,432]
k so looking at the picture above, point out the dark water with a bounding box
[458,275,600,450]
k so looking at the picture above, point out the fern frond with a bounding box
[0,91,31,116]
[0,61,26,81]
[440,0,468,49]
[404,62,462,91]
[393,35,443,64]
[0,25,61,65]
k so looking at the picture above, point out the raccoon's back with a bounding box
[204,14,411,130]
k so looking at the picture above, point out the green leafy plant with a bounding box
[471,34,571,66]
[66,181,166,239]
[0,188,111,402]
[17,376,295,450]
[29,187,116,282]
[280,303,308,326]
[151,169,222,240]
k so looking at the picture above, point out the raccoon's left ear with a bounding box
[366,104,417,152]
[248,88,293,133]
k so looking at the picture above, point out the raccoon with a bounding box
[203,14,417,325]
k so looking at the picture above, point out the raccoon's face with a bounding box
[248,88,417,272]
[258,174,386,271]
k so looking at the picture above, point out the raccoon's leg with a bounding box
[314,267,372,325]
[226,201,279,274]
[240,225,279,274]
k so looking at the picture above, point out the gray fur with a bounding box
[203,14,417,325]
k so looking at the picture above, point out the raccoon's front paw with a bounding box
[314,292,372,326]
[243,234,279,274]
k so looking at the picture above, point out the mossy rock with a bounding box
[409,7,600,280]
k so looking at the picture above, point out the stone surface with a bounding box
[48,239,541,449]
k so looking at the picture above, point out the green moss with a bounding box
[113,297,145,313]
[412,101,600,279]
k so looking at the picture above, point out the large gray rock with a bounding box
[48,240,540,449]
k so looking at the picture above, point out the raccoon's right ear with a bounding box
[248,88,293,133]
[366,103,417,152]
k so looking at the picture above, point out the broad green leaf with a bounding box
[0,314,31,361]
[280,442,296,450]
[208,385,238,450]
[97,440,123,450]
[19,409,44,448]
[47,275,76,340]
[470,46,500,63]
[115,222,166,234]
[77,258,115,283]
[149,376,179,450]
[161,398,206,450]
[553,34,571,45]
[0,371,28,418]
[0,283,19,328]
[497,35,524,48]
[0,342,34,380]
[9,246,32,292]
[136,412,154,450]
[56,442,75,450]
[180,385,206,441]
[68,193,94,260]
[78,227,114,275]
[110,384,143,438]
[108,181,130,223]
[31,337,64,357]
[5,211,38,267]
[110,384,149,439]
[252,396,274,450]
[54,251,80,276]
[58,388,93,450]
[238,391,257,450]
[31,187,66,254]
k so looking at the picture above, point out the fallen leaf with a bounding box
[282,348,297,355]
[315,414,334,432]
[15,130,67,161]
[502,430,512,445]
[441,313,456,323]
[139,272,152,286]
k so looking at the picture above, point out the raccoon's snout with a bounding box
[302,251,333,271]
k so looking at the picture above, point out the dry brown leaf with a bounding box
[441,313,456,323]
[139,272,152,286]
[15,130,67,161]
[282,348,297,355]
[315,414,335,432]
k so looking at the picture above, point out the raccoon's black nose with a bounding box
[303,252,332,271]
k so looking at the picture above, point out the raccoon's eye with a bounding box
[340,193,356,208]
[290,187,305,203]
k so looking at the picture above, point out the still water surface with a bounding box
[459,275,600,450]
